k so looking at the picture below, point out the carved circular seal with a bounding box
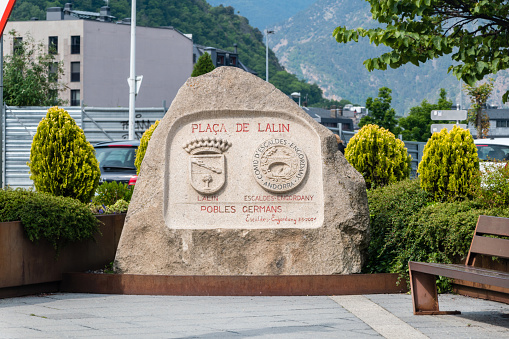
[252,138,307,193]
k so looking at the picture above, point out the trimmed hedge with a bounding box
[345,124,411,189]
[365,179,509,291]
[0,188,100,252]
[28,106,100,203]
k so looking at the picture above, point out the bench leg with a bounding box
[409,268,461,315]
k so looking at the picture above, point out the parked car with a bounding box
[94,140,139,185]
[474,138,509,162]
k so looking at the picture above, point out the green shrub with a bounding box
[366,179,509,291]
[134,120,159,175]
[418,125,479,201]
[105,199,129,214]
[0,188,100,252]
[345,124,411,189]
[470,162,509,208]
[28,106,100,203]
[393,199,509,291]
[365,179,433,273]
[93,181,133,206]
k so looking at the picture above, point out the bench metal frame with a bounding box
[409,215,509,315]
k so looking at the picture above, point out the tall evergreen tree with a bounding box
[399,89,452,142]
[191,53,215,77]
[359,87,399,134]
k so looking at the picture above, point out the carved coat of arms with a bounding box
[183,137,232,194]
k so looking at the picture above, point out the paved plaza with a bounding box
[0,293,508,338]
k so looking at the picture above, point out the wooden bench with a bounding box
[409,215,509,315]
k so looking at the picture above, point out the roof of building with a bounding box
[302,107,354,124]
[194,44,257,75]
[487,108,509,119]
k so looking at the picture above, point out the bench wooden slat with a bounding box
[409,262,509,289]
[476,215,509,237]
[410,215,509,315]
[469,236,509,259]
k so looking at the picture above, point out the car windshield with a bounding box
[476,144,509,161]
[95,147,136,170]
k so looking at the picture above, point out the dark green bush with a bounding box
[366,179,509,291]
[93,181,133,206]
[365,179,433,273]
[0,188,100,252]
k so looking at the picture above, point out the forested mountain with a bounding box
[10,0,338,106]
[206,0,314,31]
[10,0,281,79]
[272,0,509,114]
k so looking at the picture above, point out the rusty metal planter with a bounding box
[0,214,125,296]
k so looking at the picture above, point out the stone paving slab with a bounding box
[0,293,507,338]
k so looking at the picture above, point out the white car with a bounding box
[474,138,509,162]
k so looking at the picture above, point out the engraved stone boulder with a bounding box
[114,67,369,275]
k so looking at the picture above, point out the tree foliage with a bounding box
[3,30,66,106]
[135,120,160,175]
[345,124,411,189]
[191,53,215,77]
[333,0,509,102]
[28,107,100,203]
[398,88,452,142]
[358,87,399,134]
[464,79,494,139]
[418,125,479,201]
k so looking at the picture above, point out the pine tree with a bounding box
[191,53,216,77]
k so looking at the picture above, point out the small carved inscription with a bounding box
[252,138,307,193]
[183,137,232,195]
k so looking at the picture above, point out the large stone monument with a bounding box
[114,67,369,275]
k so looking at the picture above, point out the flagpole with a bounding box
[128,0,136,140]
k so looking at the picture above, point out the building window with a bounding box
[497,120,508,128]
[71,36,80,54]
[71,62,80,82]
[48,36,58,54]
[13,37,22,55]
[217,54,225,66]
[48,62,58,82]
[49,90,59,105]
[71,90,80,106]
[229,56,237,66]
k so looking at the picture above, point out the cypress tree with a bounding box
[191,53,216,77]
[28,107,100,203]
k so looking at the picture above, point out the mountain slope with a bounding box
[206,0,315,30]
[9,0,284,79]
[273,0,508,114]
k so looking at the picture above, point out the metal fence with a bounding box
[2,106,425,189]
[1,105,167,189]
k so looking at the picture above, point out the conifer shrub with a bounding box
[191,53,216,77]
[345,124,411,189]
[135,120,160,175]
[418,125,479,201]
[28,107,100,203]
